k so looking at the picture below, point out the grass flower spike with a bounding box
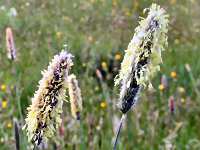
[115,3,169,114]
[68,74,83,120]
[6,27,16,60]
[113,4,169,150]
[24,51,73,145]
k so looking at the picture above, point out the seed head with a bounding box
[68,74,83,120]
[23,51,73,145]
[168,96,175,114]
[115,4,169,113]
[6,27,16,60]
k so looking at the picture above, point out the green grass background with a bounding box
[0,0,200,149]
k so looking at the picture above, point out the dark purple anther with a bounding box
[54,70,60,81]
[50,98,58,106]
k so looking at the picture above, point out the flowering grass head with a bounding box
[68,74,83,120]
[6,27,16,60]
[23,51,73,145]
[115,4,169,114]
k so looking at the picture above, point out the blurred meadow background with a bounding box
[0,0,200,149]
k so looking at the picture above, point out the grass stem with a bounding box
[113,114,126,150]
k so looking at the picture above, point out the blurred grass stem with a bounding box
[113,114,126,150]
[79,119,86,150]
[185,64,200,98]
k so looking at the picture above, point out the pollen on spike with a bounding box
[115,3,169,113]
[23,51,73,145]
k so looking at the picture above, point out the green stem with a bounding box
[113,114,126,150]
[188,69,200,98]
[79,119,86,150]
[16,82,23,122]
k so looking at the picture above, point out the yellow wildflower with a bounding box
[115,54,122,61]
[2,100,7,109]
[178,87,185,94]
[159,84,165,91]
[101,62,108,70]
[1,84,6,91]
[56,32,62,39]
[181,98,185,103]
[7,122,12,128]
[170,71,177,78]
[100,101,107,108]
